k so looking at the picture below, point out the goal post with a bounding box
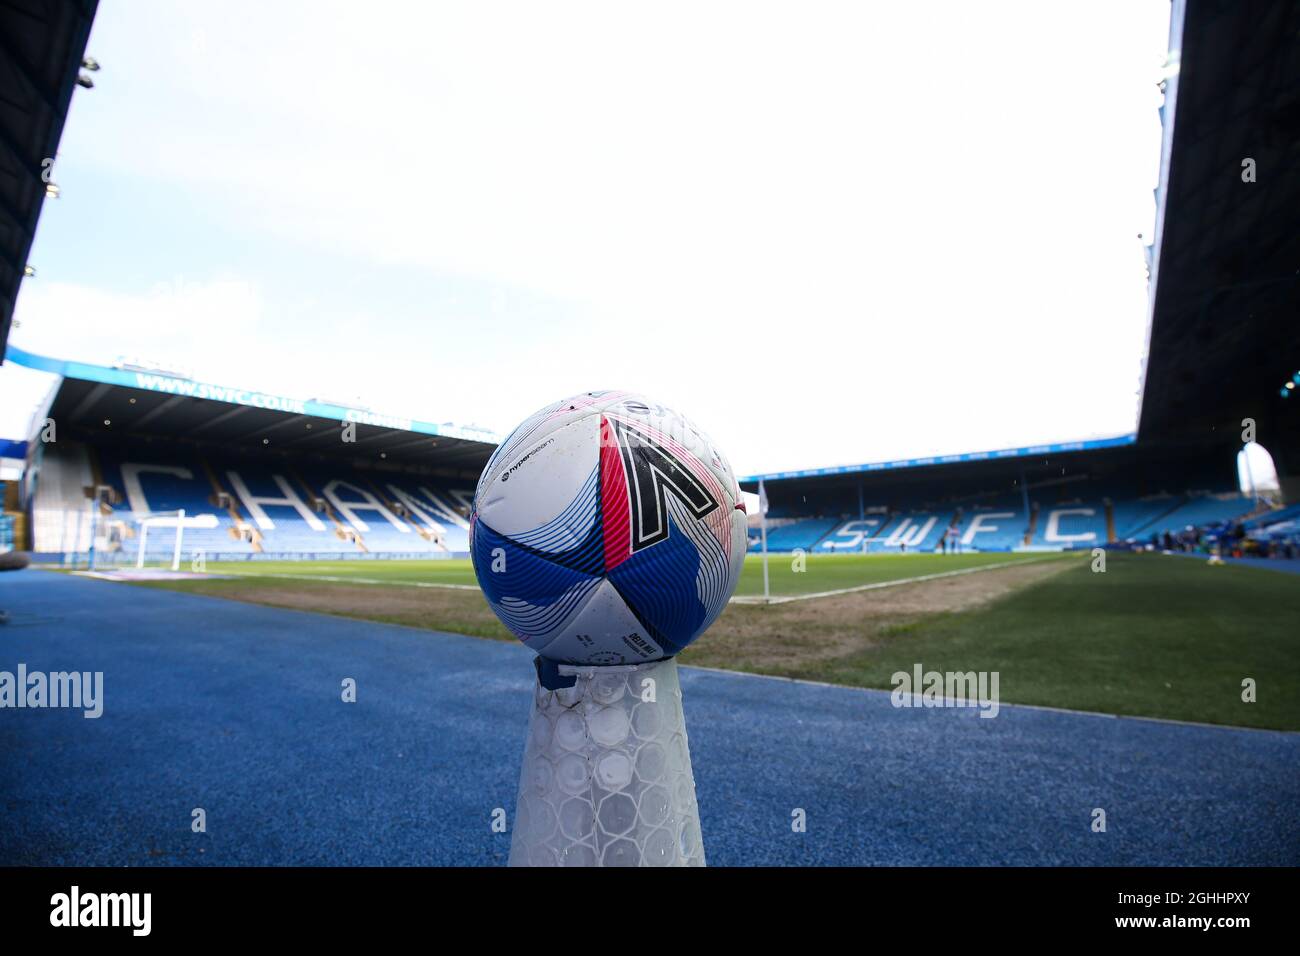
[134,510,220,571]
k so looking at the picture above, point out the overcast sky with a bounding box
[3,0,1173,476]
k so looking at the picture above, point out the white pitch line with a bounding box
[728,554,1073,605]
[215,557,1072,601]
[217,571,480,590]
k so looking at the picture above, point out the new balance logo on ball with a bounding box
[608,417,719,551]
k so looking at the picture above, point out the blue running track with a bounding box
[0,570,1296,866]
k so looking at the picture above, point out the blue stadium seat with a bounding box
[1246,502,1300,531]
[817,511,957,553]
[1141,495,1254,538]
[96,446,253,557]
[87,446,475,558]
[1110,497,1184,540]
[1029,500,1107,548]
[947,498,1027,552]
[749,517,841,552]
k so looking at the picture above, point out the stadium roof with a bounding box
[8,345,500,477]
[0,0,98,358]
[1136,0,1300,476]
[738,433,1137,486]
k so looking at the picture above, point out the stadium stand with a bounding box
[1,474,26,553]
[1110,495,1185,540]
[1138,493,1254,539]
[954,499,1028,551]
[2,346,497,564]
[758,516,841,552]
[29,441,98,554]
[94,443,256,557]
[30,441,475,560]
[818,510,959,553]
[1028,499,1107,548]
[1246,502,1300,532]
[747,481,1258,554]
[816,516,893,552]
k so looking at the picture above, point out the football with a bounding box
[470,391,747,665]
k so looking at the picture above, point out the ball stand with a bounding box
[508,657,705,867]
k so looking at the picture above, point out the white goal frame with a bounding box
[134,510,220,571]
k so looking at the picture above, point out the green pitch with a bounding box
[130,550,1298,729]
[793,552,1300,731]
[201,558,483,587]
[198,550,1055,597]
[734,550,1056,596]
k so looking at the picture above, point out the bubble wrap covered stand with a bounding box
[509,657,706,867]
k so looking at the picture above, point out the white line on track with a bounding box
[727,554,1072,604]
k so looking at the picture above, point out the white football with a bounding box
[470,391,747,664]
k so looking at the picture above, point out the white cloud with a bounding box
[13,278,263,376]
